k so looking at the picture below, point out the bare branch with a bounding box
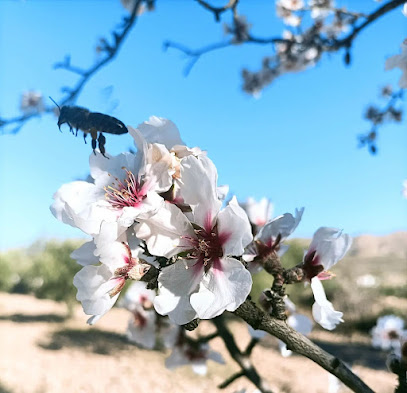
[213,316,274,393]
[234,300,375,393]
[196,0,239,22]
[0,0,144,135]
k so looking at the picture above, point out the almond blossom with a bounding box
[243,208,304,271]
[385,39,407,89]
[371,315,407,351]
[136,155,253,325]
[165,330,224,375]
[121,281,179,349]
[241,197,273,228]
[72,224,154,324]
[302,227,352,330]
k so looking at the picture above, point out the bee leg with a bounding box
[83,132,87,144]
[98,133,109,159]
[75,128,79,137]
[90,130,98,155]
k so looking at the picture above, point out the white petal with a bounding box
[70,241,99,266]
[311,277,343,330]
[216,185,229,201]
[190,257,252,319]
[217,197,253,256]
[73,264,120,317]
[256,207,304,244]
[191,362,208,376]
[121,281,156,311]
[179,155,221,230]
[154,259,203,325]
[126,309,157,349]
[309,227,352,270]
[135,202,195,258]
[136,116,184,149]
[96,240,131,271]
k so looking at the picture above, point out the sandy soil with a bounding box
[0,293,397,393]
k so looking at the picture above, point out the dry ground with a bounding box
[0,293,397,393]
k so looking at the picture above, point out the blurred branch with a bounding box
[234,300,375,393]
[359,88,404,154]
[0,0,145,135]
[196,0,239,22]
[166,0,404,75]
[213,315,273,393]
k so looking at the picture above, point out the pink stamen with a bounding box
[104,168,147,210]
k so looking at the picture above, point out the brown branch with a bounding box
[0,0,144,135]
[234,300,375,393]
[213,316,274,393]
[166,0,404,76]
[218,370,245,389]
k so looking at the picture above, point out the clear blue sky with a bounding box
[0,0,406,250]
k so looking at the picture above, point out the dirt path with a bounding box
[0,293,395,393]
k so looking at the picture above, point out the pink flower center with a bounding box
[184,225,230,272]
[302,249,324,281]
[104,167,147,209]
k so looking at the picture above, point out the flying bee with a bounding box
[50,98,128,158]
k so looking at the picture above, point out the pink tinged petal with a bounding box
[96,241,131,271]
[179,155,221,230]
[121,281,156,312]
[256,207,304,244]
[70,241,99,267]
[73,265,120,318]
[217,197,253,256]
[90,152,140,189]
[190,257,252,320]
[126,309,157,349]
[154,259,203,325]
[117,191,164,228]
[311,277,343,330]
[135,202,195,258]
[136,116,184,150]
[309,227,352,271]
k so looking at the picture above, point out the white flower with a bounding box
[303,227,352,281]
[241,197,273,227]
[72,225,154,324]
[20,90,44,114]
[403,3,407,17]
[136,155,253,324]
[309,0,334,19]
[243,208,304,268]
[385,39,407,89]
[371,315,406,351]
[51,148,164,236]
[311,277,343,330]
[165,339,224,375]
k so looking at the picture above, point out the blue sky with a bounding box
[0,0,406,250]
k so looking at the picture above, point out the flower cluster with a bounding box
[52,116,253,326]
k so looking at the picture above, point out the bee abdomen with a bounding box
[88,112,128,135]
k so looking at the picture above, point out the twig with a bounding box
[0,0,144,135]
[218,370,245,388]
[196,0,239,22]
[213,316,273,393]
[234,300,375,393]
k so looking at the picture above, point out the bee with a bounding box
[50,98,128,157]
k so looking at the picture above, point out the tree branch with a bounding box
[196,0,239,22]
[213,316,274,393]
[0,0,144,135]
[234,300,375,393]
